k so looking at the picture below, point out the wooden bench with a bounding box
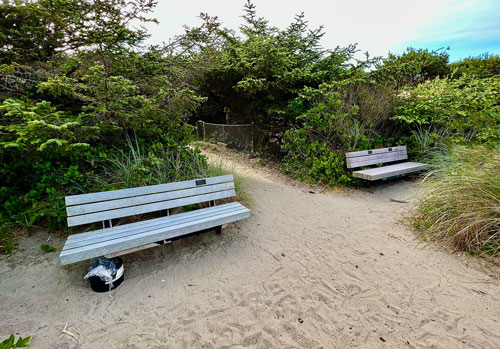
[346,146,427,181]
[59,175,250,266]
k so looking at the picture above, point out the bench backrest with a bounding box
[346,146,408,169]
[65,175,236,227]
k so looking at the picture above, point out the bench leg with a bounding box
[215,225,222,235]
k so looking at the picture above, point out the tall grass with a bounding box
[414,146,500,257]
[102,138,208,188]
[203,156,252,204]
[100,138,250,202]
[0,221,18,255]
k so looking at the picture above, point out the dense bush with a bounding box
[282,83,382,185]
[170,1,359,145]
[414,147,500,257]
[394,75,500,147]
[0,0,207,242]
[450,54,500,78]
[282,91,355,185]
[372,48,450,88]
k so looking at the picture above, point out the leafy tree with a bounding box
[394,74,500,146]
[0,0,207,234]
[450,54,500,78]
[372,47,450,88]
[171,1,359,148]
[0,0,157,64]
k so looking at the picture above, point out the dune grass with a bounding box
[202,156,252,204]
[414,146,500,257]
[101,138,251,203]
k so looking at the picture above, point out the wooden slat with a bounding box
[67,189,236,227]
[63,203,244,249]
[59,206,250,265]
[346,150,408,169]
[66,182,234,217]
[65,205,240,248]
[65,175,234,206]
[352,162,428,180]
[346,146,407,159]
[65,202,242,243]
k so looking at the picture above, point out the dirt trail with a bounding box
[1,147,499,348]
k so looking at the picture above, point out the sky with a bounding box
[142,0,500,61]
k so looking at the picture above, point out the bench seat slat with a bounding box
[67,189,236,227]
[64,203,242,249]
[66,202,242,242]
[65,174,234,206]
[59,203,250,265]
[352,162,428,181]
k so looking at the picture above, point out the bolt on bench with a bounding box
[59,174,250,266]
[346,145,427,181]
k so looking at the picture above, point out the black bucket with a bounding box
[87,257,125,293]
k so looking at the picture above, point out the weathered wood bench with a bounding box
[59,174,250,266]
[346,145,427,181]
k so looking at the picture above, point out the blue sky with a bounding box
[144,0,500,61]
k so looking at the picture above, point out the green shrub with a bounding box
[40,244,56,252]
[0,1,206,240]
[281,89,365,186]
[100,138,251,203]
[373,48,450,88]
[414,146,500,257]
[0,334,31,348]
[0,222,19,255]
[99,137,208,189]
[450,54,500,78]
[394,75,500,147]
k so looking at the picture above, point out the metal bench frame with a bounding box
[346,146,427,181]
[59,175,250,265]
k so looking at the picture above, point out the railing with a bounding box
[196,120,256,152]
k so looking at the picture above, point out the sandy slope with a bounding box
[1,148,499,348]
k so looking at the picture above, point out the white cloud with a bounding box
[143,0,499,60]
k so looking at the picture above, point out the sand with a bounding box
[1,147,500,348]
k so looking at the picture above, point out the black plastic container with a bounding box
[88,257,124,293]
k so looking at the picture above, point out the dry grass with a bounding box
[414,146,500,258]
[201,154,252,205]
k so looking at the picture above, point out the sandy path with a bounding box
[1,149,499,348]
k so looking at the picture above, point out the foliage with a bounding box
[99,137,208,190]
[40,243,56,252]
[414,147,500,257]
[450,54,500,78]
[0,222,19,255]
[170,0,359,145]
[202,154,252,204]
[394,75,500,147]
[0,335,31,349]
[282,87,364,185]
[0,0,208,251]
[373,48,450,88]
[0,0,157,65]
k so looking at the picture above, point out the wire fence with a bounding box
[196,120,256,152]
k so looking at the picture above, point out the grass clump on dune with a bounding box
[100,138,251,204]
[203,156,252,205]
[414,146,500,257]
